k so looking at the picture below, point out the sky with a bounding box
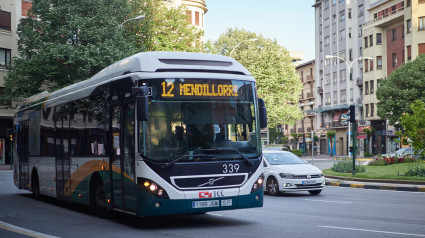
[204,0,316,62]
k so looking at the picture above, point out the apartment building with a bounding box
[283,60,316,154]
[163,0,207,30]
[313,0,371,156]
[362,0,425,155]
[0,0,31,165]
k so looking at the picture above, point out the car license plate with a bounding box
[221,199,232,207]
[192,200,219,208]
[302,180,316,185]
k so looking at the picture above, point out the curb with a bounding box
[325,181,425,192]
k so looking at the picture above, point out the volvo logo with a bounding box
[197,177,225,187]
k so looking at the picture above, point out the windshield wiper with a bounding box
[202,148,253,166]
[161,154,215,170]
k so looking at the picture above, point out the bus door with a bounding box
[111,103,136,212]
[55,114,71,200]
[17,121,29,189]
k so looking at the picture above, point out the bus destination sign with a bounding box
[161,81,239,98]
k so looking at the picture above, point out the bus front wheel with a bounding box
[90,176,110,218]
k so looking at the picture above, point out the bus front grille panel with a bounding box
[171,174,247,190]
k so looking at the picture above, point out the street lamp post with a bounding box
[117,15,145,30]
[325,55,373,157]
[229,38,258,58]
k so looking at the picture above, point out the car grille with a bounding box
[293,183,324,189]
[292,174,322,179]
[170,173,248,190]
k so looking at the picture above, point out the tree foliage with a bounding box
[399,100,425,156]
[376,54,425,125]
[0,0,136,106]
[127,0,204,52]
[207,28,303,128]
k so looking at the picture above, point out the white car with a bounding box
[263,150,325,196]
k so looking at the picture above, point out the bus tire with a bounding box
[90,175,110,218]
[31,169,40,200]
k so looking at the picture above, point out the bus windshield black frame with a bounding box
[138,78,261,163]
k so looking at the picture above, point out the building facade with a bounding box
[313,0,371,156]
[283,60,316,154]
[362,0,425,155]
[163,0,207,30]
[0,0,32,164]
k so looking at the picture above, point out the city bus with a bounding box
[13,51,267,217]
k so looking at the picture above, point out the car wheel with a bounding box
[267,177,279,196]
[309,190,322,196]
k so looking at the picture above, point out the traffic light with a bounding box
[349,105,356,123]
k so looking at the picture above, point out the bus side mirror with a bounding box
[134,86,149,121]
[258,98,267,129]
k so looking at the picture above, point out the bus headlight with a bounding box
[137,178,169,199]
[251,174,264,193]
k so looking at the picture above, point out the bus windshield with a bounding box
[138,78,261,163]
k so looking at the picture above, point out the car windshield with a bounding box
[264,152,304,165]
[395,148,409,154]
[138,78,261,163]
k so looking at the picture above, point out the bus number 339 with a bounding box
[222,164,240,173]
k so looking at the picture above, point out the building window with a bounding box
[365,59,369,72]
[340,89,346,103]
[370,80,374,94]
[419,0,425,4]
[332,56,337,65]
[392,28,397,41]
[350,88,353,101]
[0,48,11,69]
[364,37,368,48]
[325,74,331,85]
[332,0,336,6]
[333,33,337,43]
[333,91,338,104]
[325,18,330,28]
[392,53,397,67]
[349,28,352,38]
[407,0,411,7]
[407,45,411,60]
[348,8,352,19]
[365,81,369,94]
[358,4,364,17]
[370,103,375,117]
[376,33,382,45]
[377,56,382,69]
[324,0,329,10]
[186,10,192,24]
[419,17,425,31]
[419,43,425,55]
[339,10,345,21]
[339,50,346,62]
[332,14,336,25]
[320,24,322,35]
[325,58,330,66]
[365,104,369,117]
[407,19,412,33]
[369,35,373,47]
[326,93,331,105]
[370,59,374,71]
[349,49,352,61]
[340,69,346,82]
[325,36,330,46]
[333,72,337,84]
[340,29,346,41]
[0,11,11,31]
[195,11,200,26]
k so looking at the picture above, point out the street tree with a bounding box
[376,54,425,125]
[127,0,204,52]
[290,133,303,150]
[398,100,425,157]
[326,131,336,156]
[362,127,372,156]
[207,28,303,128]
[0,0,136,106]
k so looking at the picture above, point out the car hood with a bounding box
[268,164,322,175]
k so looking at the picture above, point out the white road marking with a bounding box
[304,199,351,204]
[320,225,425,237]
[0,220,60,238]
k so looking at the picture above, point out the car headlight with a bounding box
[279,173,295,179]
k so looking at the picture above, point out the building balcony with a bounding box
[317,87,323,94]
[356,78,363,86]
[363,6,404,29]
[306,75,314,82]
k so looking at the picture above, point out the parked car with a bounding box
[382,147,415,158]
[262,150,325,196]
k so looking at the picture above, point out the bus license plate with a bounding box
[302,180,316,185]
[192,200,219,208]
